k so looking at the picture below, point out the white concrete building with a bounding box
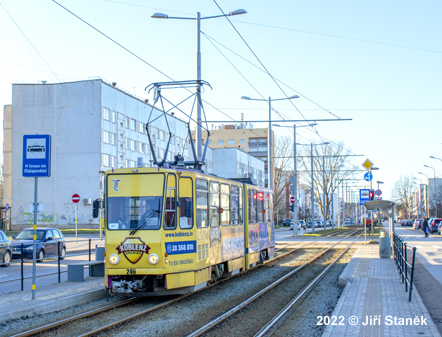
[3,79,265,229]
[4,79,192,229]
[211,148,264,187]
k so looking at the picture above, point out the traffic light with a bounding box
[369,189,375,201]
[290,204,294,212]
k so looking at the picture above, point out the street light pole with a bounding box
[152,9,247,162]
[241,95,299,190]
[414,177,423,219]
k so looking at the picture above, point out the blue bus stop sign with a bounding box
[23,135,51,177]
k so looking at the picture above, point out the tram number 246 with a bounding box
[126,268,136,275]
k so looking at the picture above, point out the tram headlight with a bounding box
[109,253,119,265]
[148,253,159,265]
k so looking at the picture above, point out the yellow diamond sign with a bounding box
[362,159,374,171]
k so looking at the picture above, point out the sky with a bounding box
[1,0,441,200]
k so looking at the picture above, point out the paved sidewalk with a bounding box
[0,277,107,324]
[323,244,441,337]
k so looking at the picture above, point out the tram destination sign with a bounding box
[23,134,51,177]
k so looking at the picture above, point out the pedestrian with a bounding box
[422,218,429,237]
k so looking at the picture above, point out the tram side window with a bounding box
[164,174,177,229]
[239,186,243,225]
[231,185,239,226]
[209,181,220,227]
[257,191,264,223]
[179,177,193,229]
[266,193,273,222]
[196,179,208,228]
[221,183,230,226]
[249,189,257,224]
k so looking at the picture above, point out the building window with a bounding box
[130,119,136,131]
[138,122,145,133]
[142,143,149,154]
[110,133,116,145]
[240,139,245,144]
[207,140,212,145]
[102,130,109,144]
[126,160,136,168]
[136,141,143,153]
[218,140,224,145]
[102,108,110,121]
[110,155,116,167]
[228,139,235,144]
[126,139,135,151]
[159,130,165,141]
[102,154,110,167]
[110,110,116,123]
[125,116,129,128]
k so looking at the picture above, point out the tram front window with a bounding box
[107,196,162,230]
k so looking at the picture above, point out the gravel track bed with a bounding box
[94,248,332,336]
[273,248,357,337]
[202,249,344,337]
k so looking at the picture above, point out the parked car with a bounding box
[316,220,324,228]
[404,220,413,227]
[413,219,423,230]
[298,220,306,228]
[428,218,442,233]
[307,221,314,228]
[290,221,303,230]
[283,219,293,227]
[11,228,66,262]
[438,222,442,235]
[326,220,333,227]
[0,230,12,267]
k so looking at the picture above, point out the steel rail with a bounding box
[10,297,138,337]
[186,229,362,337]
[255,232,362,336]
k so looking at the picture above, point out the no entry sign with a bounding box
[72,194,80,203]
[290,196,295,204]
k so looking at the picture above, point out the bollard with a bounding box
[300,227,304,236]
[95,246,105,261]
[379,231,391,258]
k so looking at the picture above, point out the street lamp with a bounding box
[273,123,317,236]
[424,164,437,217]
[241,95,300,190]
[152,9,247,162]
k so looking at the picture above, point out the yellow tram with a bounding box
[100,167,274,296]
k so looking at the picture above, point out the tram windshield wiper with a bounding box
[130,210,160,235]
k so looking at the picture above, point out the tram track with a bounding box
[8,230,363,337]
[186,230,361,337]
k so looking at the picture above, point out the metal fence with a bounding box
[0,238,104,292]
[393,232,417,302]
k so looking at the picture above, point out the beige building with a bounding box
[192,124,273,188]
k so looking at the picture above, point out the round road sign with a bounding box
[72,194,80,203]
[375,189,382,196]
[290,196,295,204]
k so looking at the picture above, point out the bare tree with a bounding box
[297,142,358,220]
[391,175,415,217]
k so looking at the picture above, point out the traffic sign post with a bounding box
[72,194,80,240]
[22,134,51,301]
[360,189,370,205]
[364,172,373,181]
